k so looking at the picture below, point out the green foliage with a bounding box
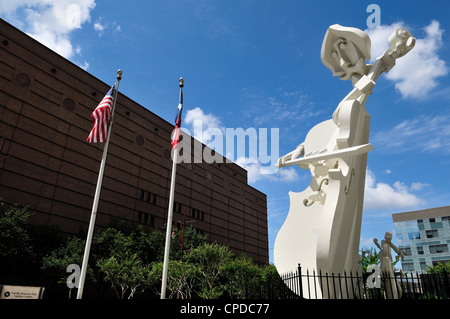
[359,247,380,275]
[221,255,263,299]
[184,242,234,299]
[97,253,155,299]
[0,200,33,269]
[425,261,450,275]
[41,236,86,280]
[151,260,200,299]
[129,226,165,263]
[170,226,207,261]
[152,243,273,299]
[39,223,273,299]
[359,246,403,275]
[260,264,290,298]
[1,198,270,299]
[92,228,134,260]
[40,225,206,299]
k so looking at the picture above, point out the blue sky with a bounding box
[1,0,450,265]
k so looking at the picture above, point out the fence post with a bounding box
[413,271,421,299]
[349,270,355,299]
[402,272,410,299]
[432,272,440,299]
[442,269,449,299]
[306,268,310,299]
[297,263,303,298]
[313,269,317,299]
[343,270,349,299]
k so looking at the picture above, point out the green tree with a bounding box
[184,242,234,299]
[91,228,134,260]
[128,225,207,264]
[359,247,380,275]
[360,246,403,275]
[130,226,165,263]
[41,236,86,298]
[42,227,142,298]
[41,236,85,273]
[222,255,262,299]
[97,253,155,299]
[170,226,207,261]
[260,264,289,299]
[425,261,450,275]
[152,260,199,299]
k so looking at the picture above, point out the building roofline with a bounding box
[392,205,450,223]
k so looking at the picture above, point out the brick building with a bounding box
[0,19,268,264]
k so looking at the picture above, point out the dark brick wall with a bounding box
[0,19,268,264]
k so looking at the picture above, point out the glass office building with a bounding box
[393,206,450,273]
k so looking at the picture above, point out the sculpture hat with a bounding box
[321,24,371,77]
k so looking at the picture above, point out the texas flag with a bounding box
[171,88,183,149]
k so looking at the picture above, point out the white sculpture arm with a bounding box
[373,238,381,250]
[391,243,405,261]
[276,143,304,168]
[366,28,415,83]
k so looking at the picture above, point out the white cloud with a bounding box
[235,157,299,184]
[79,61,90,70]
[94,21,105,32]
[184,107,225,145]
[184,107,288,184]
[365,20,448,99]
[241,89,324,128]
[363,169,425,211]
[0,0,95,60]
[371,114,450,154]
[30,29,75,58]
[410,182,431,191]
[93,17,121,37]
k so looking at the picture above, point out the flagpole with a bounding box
[77,69,123,299]
[161,77,184,299]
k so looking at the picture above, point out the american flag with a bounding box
[171,88,183,149]
[87,85,115,143]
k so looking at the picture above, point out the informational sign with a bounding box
[0,285,45,299]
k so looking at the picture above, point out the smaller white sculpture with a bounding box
[373,232,405,299]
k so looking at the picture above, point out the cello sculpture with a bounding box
[274,25,415,298]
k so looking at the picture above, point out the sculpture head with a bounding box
[384,231,393,241]
[321,24,371,81]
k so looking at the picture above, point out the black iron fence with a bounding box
[271,264,450,300]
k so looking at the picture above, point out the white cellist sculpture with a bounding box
[274,24,415,299]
